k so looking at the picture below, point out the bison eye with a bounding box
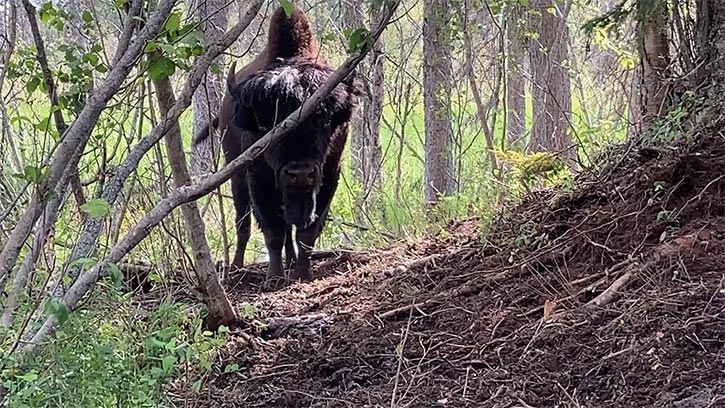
[284,169,297,184]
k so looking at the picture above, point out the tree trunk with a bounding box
[701,1,725,108]
[152,74,237,330]
[506,3,526,147]
[189,0,229,174]
[528,0,573,161]
[345,1,385,222]
[633,0,670,134]
[423,0,455,205]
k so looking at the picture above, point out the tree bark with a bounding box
[633,0,671,134]
[423,0,455,205]
[152,72,237,330]
[506,3,527,147]
[528,0,574,161]
[345,1,384,222]
[189,0,229,174]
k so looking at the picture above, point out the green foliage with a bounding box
[12,165,49,185]
[344,27,373,54]
[581,0,631,36]
[142,10,207,80]
[1,300,228,408]
[80,198,112,218]
[648,90,704,143]
[278,0,295,17]
[494,149,568,187]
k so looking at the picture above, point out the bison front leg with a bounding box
[291,155,343,281]
[230,169,251,270]
[248,170,288,287]
[292,227,316,281]
[284,225,296,270]
[261,224,286,282]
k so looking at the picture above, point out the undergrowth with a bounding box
[1,289,229,408]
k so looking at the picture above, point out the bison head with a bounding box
[227,58,358,229]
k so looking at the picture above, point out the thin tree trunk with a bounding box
[423,0,455,205]
[528,0,573,161]
[21,0,86,207]
[344,1,385,222]
[506,3,526,147]
[460,0,499,172]
[634,1,671,133]
[0,0,22,174]
[152,73,236,329]
[189,0,229,171]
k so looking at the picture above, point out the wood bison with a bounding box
[194,5,358,283]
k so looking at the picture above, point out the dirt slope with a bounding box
[172,135,725,407]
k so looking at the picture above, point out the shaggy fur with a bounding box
[194,5,356,282]
[227,57,357,282]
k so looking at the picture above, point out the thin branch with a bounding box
[23,0,403,353]
[0,0,178,289]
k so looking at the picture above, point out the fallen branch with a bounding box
[585,266,636,309]
[262,313,337,338]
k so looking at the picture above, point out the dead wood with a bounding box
[263,313,338,338]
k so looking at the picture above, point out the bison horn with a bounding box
[226,61,241,101]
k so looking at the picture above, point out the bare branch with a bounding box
[0,0,178,288]
[60,0,264,295]
[24,0,403,353]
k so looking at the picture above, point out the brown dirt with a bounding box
[170,134,725,407]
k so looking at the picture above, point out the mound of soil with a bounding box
[171,135,725,407]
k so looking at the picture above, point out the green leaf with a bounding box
[39,10,52,24]
[26,77,41,93]
[45,299,70,325]
[15,165,49,185]
[144,42,158,53]
[164,12,181,33]
[161,355,176,372]
[35,117,50,132]
[114,0,129,9]
[148,56,176,80]
[224,363,239,373]
[83,52,99,66]
[69,257,96,268]
[278,0,294,17]
[346,27,371,54]
[80,198,111,218]
[192,379,202,393]
[18,371,39,382]
[106,263,123,288]
[82,10,93,23]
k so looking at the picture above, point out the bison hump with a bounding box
[232,58,353,132]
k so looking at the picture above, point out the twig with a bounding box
[585,267,636,309]
[378,299,439,320]
[390,300,413,408]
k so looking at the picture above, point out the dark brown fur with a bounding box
[194,5,351,283]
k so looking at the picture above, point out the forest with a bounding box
[0,0,723,406]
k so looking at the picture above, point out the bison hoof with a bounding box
[290,265,312,281]
[262,275,285,291]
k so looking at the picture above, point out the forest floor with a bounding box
[168,134,725,408]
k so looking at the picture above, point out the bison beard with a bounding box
[227,58,356,283]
